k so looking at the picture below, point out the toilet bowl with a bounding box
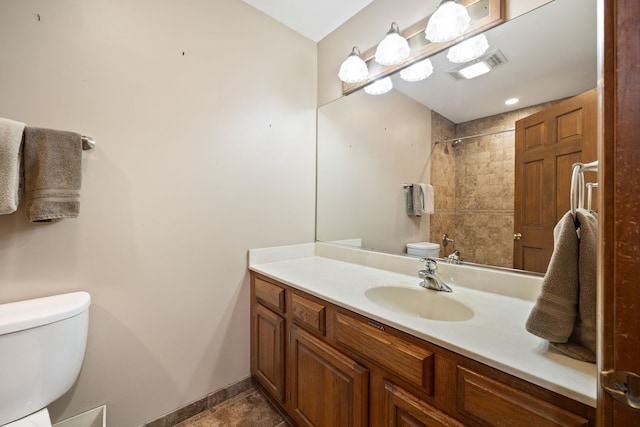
[0,292,91,427]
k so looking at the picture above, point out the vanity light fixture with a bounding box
[447,33,489,63]
[364,77,393,95]
[425,0,471,43]
[338,47,369,83]
[505,98,519,105]
[375,22,411,65]
[399,58,434,82]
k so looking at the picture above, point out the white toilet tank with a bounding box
[0,292,91,426]
[406,242,440,258]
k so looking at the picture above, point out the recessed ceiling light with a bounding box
[458,62,491,79]
[505,98,519,105]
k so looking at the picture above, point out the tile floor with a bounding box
[175,388,289,427]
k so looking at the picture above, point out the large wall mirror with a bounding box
[316,0,597,272]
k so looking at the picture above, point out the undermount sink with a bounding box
[365,286,474,322]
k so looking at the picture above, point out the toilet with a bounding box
[406,242,440,258]
[0,292,91,427]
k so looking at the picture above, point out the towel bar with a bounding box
[81,136,95,151]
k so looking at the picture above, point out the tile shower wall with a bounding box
[430,101,561,268]
[430,112,456,258]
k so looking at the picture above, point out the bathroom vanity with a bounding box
[249,243,596,426]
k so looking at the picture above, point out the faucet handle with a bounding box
[447,250,461,264]
[420,257,438,273]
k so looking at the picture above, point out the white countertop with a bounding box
[249,242,597,407]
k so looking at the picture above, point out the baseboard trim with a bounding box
[143,376,254,427]
[54,406,106,427]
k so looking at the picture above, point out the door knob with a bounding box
[513,233,522,240]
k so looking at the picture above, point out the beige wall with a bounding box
[317,90,432,254]
[317,0,553,106]
[0,1,316,426]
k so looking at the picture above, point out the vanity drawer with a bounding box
[291,292,326,336]
[254,277,285,313]
[456,366,589,426]
[335,312,434,394]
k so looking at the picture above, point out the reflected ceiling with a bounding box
[392,0,596,122]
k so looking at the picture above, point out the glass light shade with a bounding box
[425,1,471,43]
[399,58,434,82]
[338,47,368,83]
[364,77,393,95]
[375,22,410,65]
[447,34,489,63]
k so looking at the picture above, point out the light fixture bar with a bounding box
[341,0,503,95]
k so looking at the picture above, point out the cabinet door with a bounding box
[253,303,285,403]
[383,381,465,427]
[290,325,368,427]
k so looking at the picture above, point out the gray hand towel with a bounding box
[0,117,26,214]
[525,209,597,363]
[23,127,82,222]
[526,211,579,341]
[412,184,423,217]
[553,209,597,362]
[406,186,415,216]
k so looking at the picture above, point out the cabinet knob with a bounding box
[513,233,522,240]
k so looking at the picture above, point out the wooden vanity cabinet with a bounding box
[289,325,369,426]
[251,274,368,426]
[251,277,286,403]
[250,273,596,427]
[456,366,590,426]
[383,380,465,427]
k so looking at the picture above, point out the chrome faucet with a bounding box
[418,258,452,292]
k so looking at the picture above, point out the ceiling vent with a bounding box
[447,50,508,80]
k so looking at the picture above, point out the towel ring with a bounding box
[570,164,584,218]
[586,182,598,212]
[570,161,598,219]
